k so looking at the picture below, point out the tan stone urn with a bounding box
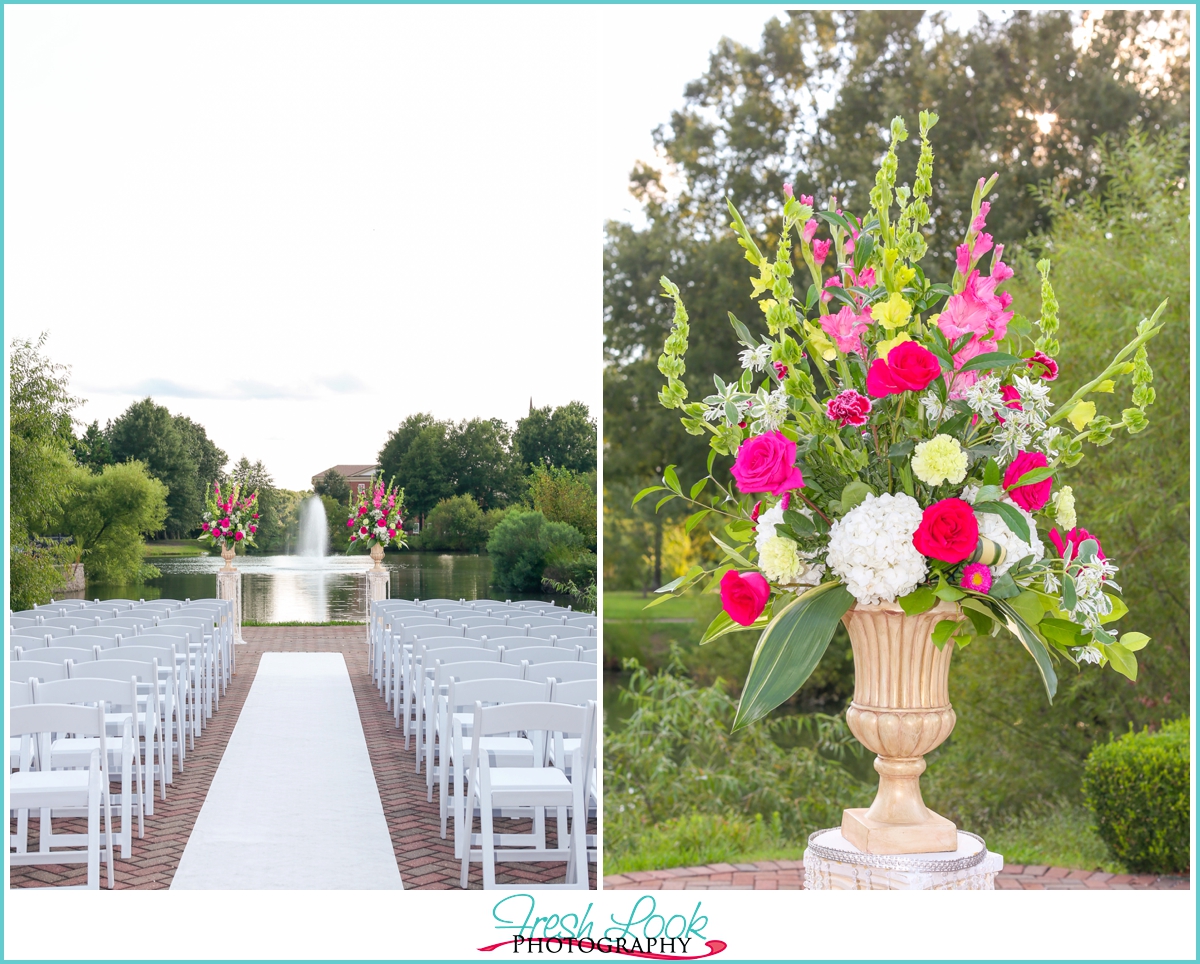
[221,545,237,571]
[841,600,960,855]
[369,542,385,571]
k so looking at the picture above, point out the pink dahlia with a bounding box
[826,390,871,427]
[960,563,992,594]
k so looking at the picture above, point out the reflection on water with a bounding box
[85,552,557,622]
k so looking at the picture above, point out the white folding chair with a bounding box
[413,641,495,772]
[529,625,592,641]
[459,700,596,890]
[18,645,96,664]
[106,644,183,777]
[465,626,529,641]
[11,660,69,683]
[10,703,115,889]
[527,662,597,684]
[502,646,580,665]
[33,677,141,857]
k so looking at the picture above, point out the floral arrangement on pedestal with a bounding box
[198,481,259,554]
[346,476,407,565]
[640,111,1166,733]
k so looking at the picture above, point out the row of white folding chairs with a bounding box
[13,644,183,783]
[398,634,597,752]
[455,694,598,889]
[10,675,152,882]
[14,619,211,761]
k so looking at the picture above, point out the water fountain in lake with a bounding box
[297,496,330,557]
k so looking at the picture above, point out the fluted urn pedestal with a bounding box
[841,600,959,855]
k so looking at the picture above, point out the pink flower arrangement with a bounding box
[345,476,407,552]
[198,481,259,551]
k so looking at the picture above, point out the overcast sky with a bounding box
[5,5,601,490]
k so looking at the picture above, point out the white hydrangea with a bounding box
[754,502,825,588]
[826,492,927,605]
[961,484,1045,577]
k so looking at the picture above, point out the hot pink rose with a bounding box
[347,518,355,527]
[233,530,244,541]
[249,525,257,534]
[866,341,942,396]
[1003,451,1052,512]
[201,522,210,532]
[730,431,805,496]
[912,498,978,564]
[387,529,396,538]
[1049,527,1105,564]
[360,526,368,536]
[220,517,231,528]
[720,570,771,627]
[350,535,357,542]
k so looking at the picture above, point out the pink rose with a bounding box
[347,518,355,527]
[233,530,244,541]
[720,570,771,627]
[249,525,257,534]
[360,526,368,536]
[1003,451,1053,512]
[730,431,805,496]
[220,517,231,528]
[350,535,357,542]
[1049,527,1105,565]
[866,341,942,397]
[912,498,978,564]
[387,528,396,538]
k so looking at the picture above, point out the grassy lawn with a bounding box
[603,590,721,622]
[144,542,208,558]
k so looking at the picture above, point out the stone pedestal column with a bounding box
[365,568,390,619]
[216,568,243,648]
[803,828,1003,890]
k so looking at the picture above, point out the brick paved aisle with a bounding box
[604,862,1190,891]
[11,625,595,890]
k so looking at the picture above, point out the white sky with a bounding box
[4,5,601,490]
[601,5,996,228]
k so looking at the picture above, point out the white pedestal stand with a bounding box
[365,568,390,617]
[803,828,1003,890]
[216,567,243,680]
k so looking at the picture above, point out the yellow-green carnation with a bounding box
[911,434,968,486]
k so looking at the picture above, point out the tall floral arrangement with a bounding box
[198,481,259,549]
[346,476,407,549]
[641,111,1165,729]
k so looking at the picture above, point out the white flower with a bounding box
[826,492,927,605]
[739,344,773,372]
[961,485,1044,577]
[748,387,791,433]
[920,391,952,422]
[1052,485,1076,529]
[755,502,825,588]
[964,376,1006,421]
[1074,645,1103,665]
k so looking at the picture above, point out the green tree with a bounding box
[486,509,585,593]
[108,398,198,538]
[529,466,597,549]
[314,469,350,504]
[9,336,80,609]
[420,495,489,551]
[513,401,597,473]
[377,412,439,484]
[174,415,228,503]
[229,457,287,553]
[449,417,515,509]
[395,424,454,525]
[59,461,168,582]
[72,420,113,473]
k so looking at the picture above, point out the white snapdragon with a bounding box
[748,387,791,433]
[826,492,927,605]
[755,502,825,588]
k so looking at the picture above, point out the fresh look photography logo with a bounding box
[479,895,727,958]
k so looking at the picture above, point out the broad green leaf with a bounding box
[1102,642,1138,681]
[973,501,1031,543]
[935,584,966,602]
[982,458,1001,487]
[1005,467,1055,490]
[957,351,1024,373]
[699,603,774,644]
[988,571,1020,598]
[1100,593,1129,624]
[1119,632,1150,652]
[1062,572,1077,611]
[685,509,712,533]
[1075,539,1099,564]
[840,479,873,513]
[1039,618,1088,649]
[1008,590,1046,628]
[690,478,710,500]
[652,574,686,595]
[974,484,1005,503]
[898,586,937,616]
[961,602,995,636]
[991,597,1058,703]
[655,494,677,512]
[733,583,855,729]
[727,312,757,350]
[707,448,718,475]
[725,520,755,541]
[711,535,754,569]
[816,209,853,233]
[931,618,962,649]
[663,465,682,493]
[632,485,665,506]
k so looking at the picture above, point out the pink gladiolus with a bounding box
[811,239,831,265]
[820,305,870,356]
[802,219,818,244]
[971,201,991,234]
[782,182,793,197]
[799,194,814,207]
[821,277,842,303]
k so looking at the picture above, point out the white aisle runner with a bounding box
[172,652,403,889]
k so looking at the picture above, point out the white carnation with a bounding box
[826,492,927,606]
[755,501,826,588]
[961,485,1045,576]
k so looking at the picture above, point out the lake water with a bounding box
[84,552,558,623]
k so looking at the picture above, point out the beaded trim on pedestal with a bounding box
[806,829,988,873]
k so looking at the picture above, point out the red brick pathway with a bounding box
[604,861,1190,890]
[11,626,594,890]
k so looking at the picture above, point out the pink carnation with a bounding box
[825,390,871,427]
[811,239,831,264]
[1027,351,1059,380]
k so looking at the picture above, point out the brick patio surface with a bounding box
[11,626,595,890]
[603,861,1190,891]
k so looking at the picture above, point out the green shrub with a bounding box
[605,811,793,876]
[1082,718,1190,874]
[419,495,488,551]
[486,509,584,592]
[604,654,870,870]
